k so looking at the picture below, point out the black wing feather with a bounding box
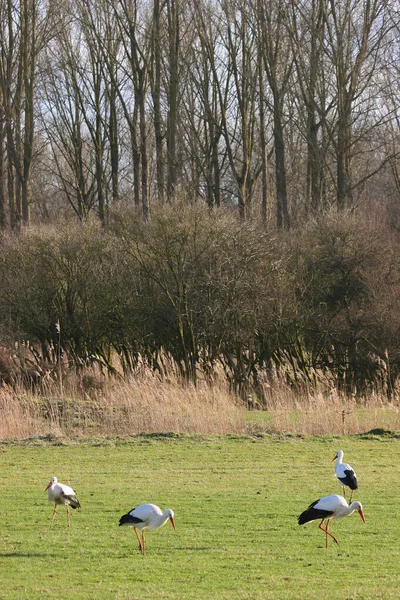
[339,469,358,490]
[298,500,334,525]
[62,493,81,509]
[119,511,144,526]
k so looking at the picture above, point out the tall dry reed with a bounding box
[1,366,399,440]
[0,370,246,439]
[252,373,400,435]
[0,387,48,439]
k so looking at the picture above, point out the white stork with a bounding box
[333,450,358,501]
[298,494,365,548]
[45,476,81,527]
[119,504,176,555]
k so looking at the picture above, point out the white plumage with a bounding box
[119,503,176,555]
[45,476,81,527]
[298,494,365,548]
[333,449,358,501]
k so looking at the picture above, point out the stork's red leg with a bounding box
[51,504,57,527]
[318,519,329,547]
[134,527,143,554]
[142,530,146,556]
[66,505,71,527]
[319,518,339,547]
[326,519,339,545]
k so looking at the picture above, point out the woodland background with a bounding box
[1,0,400,411]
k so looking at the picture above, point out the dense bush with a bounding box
[287,212,400,392]
[1,205,400,398]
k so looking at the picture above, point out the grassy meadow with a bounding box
[1,434,399,599]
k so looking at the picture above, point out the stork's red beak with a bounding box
[170,517,176,531]
[332,454,338,461]
[45,481,52,491]
[359,509,366,524]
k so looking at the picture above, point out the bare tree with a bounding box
[149,0,165,204]
[258,0,292,230]
[378,5,400,221]
[40,20,97,220]
[0,0,55,228]
[183,1,225,207]
[0,0,23,228]
[286,0,328,214]
[0,0,53,227]
[108,0,150,220]
[323,0,389,208]
[80,7,109,223]
[255,0,269,225]
[0,84,6,227]
[165,0,179,201]
[0,0,397,229]
[223,0,260,219]
[195,0,260,219]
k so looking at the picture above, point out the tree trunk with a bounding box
[336,97,352,208]
[131,101,140,209]
[0,97,6,228]
[273,101,289,230]
[7,155,16,229]
[259,0,292,231]
[257,30,268,226]
[21,0,36,226]
[167,0,179,200]
[139,71,149,221]
[109,79,119,205]
[151,0,165,204]
[95,110,105,224]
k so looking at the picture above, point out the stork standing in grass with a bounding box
[119,504,176,555]
[298,494,365,548]
[45,476,81,527]
[333,450,358,501]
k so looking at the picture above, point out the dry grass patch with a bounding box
[248,380,400,435]
[0,372,246,439]
[81,374,246,435]
[1,367,400,440]
[0,387,47,439]
[252,402,400,436]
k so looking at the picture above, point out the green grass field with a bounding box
[1,433,399,599]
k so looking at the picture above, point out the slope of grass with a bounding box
[0,434,399,599]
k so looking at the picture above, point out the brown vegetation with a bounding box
[0,204,400,430]
[250,372,400,436]
[0,367,244,439]
[1,206,400,399]
[1,363,399,440]
[1,3,400,439]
